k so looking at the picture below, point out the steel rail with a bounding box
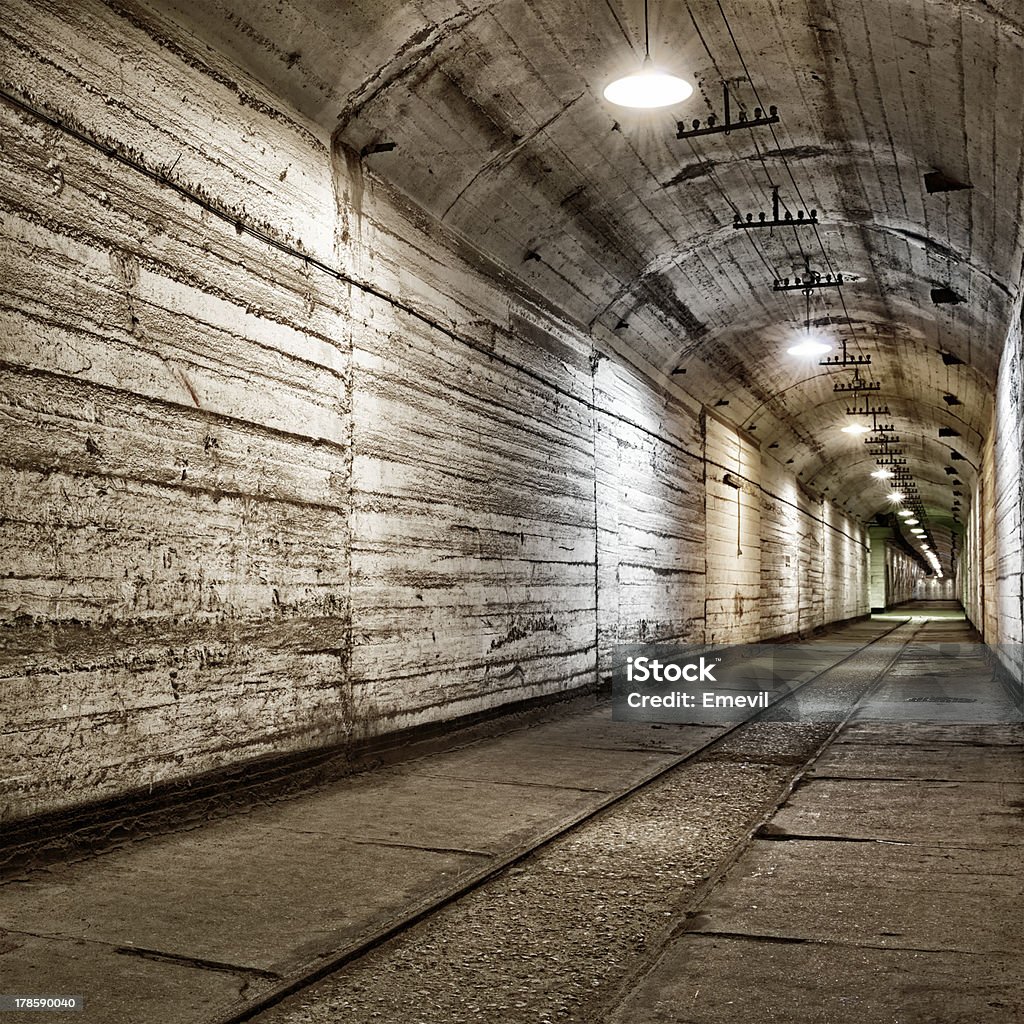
[212,617,921,1024]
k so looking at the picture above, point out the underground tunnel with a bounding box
[0,0,1022,1021]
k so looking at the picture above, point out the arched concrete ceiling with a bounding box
[151,0,1024,567]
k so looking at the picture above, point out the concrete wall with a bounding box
[914,577,957,602]
[0,0,353,821]
[757,455,868,639]
[0,0,869,823]
[868,528,921,611]
[965,287,1024,686]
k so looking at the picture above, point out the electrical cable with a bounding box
[707,0,937,528]
[714,0,875,366]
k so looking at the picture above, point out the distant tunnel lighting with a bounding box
[888,491,904,502]
[905,518,919,525]
[911,528,926,535]
[872,468,894,479]
[842,423,871,435]
[787,338,832,357]
[898,509,914,517]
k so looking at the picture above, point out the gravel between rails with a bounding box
[247,635,914,1024]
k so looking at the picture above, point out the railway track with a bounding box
[219,617,924,1024]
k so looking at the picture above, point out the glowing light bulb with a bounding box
[888,491,904,503]
[872,468,894,479]
[787,337,832,357]
[905,518,919,525]
[842,423,871,435]
[604,59,693,108]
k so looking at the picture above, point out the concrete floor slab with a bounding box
[0,821,488,972]
[727,836,1023,893]
[607,935,1024,1024]
[840,722,1024,746]
[852,701,1021,724]
[809,742,1024,781]
[238,764,610,852]
[850,654,1022,725]
[416,735,683,790]
[523,710,722,753]
[690,838,1023,952]
[769,777,1024,843]
[0,932,245,1024]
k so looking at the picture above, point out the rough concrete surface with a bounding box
[0,689,725,1023]
[0,618,896,1023]
[218,620,909,1023]
[608,618,1023,1024]
[1,0,1023,1016]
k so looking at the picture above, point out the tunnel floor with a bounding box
[1,605,1021,1023]
[871,599,970,623]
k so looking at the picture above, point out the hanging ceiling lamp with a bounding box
[604,0,693,108]
[786,287,832,357]
[787,336,831,357]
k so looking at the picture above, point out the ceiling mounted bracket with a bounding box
[734,187,818,229]
[360,141,396,157]
[931,287,965,305]
[820,339,870,367]
[845,398,889,416]
[677,83,779,138]
[773,271,848,292]
[833,373,880,393]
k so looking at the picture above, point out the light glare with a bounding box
[787,338,832,357]
[604,67,694,107]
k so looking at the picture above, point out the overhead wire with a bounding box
[677,135,801,329]
[713,0,874,364]
[684,0,846,344]
[711,0,943,542]
[681,1,802,327]
[695,0,931,527]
